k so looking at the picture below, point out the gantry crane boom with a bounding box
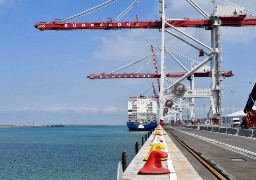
[35,15,256,31]
[87,70,234,79]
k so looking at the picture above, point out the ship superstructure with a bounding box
[127,94,157,131]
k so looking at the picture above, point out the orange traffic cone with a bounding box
[138,150,170,175]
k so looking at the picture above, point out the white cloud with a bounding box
[94,30,161,62]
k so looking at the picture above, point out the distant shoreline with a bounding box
[0,124,109,128]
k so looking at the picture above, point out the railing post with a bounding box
[122,151,127,172]
[135,141,139,155]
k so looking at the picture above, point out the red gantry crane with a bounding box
[87,45,234,80]
[34,0,256,31]
[34,0,256,124]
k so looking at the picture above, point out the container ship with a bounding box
[127,94,158,131]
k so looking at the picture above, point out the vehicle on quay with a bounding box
[231,118,241,127]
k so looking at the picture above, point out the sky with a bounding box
[0,0,256,125]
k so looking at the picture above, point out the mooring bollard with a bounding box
[142,137,144,146]
[122,151,127,172]
[138,150,170,175]
[135,141,139,155]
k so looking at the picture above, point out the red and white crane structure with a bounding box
[34,0,256,124]
[86,43,234,122]
[86,46,233,80]
[157,0,256,124]
[34,0,256,31]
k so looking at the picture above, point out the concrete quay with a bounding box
[122,128,202,180]
[165,126,256,180]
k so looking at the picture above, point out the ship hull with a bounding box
[127,121,157,131]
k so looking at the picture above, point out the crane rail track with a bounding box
[166,129,229,180]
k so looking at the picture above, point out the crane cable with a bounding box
[107,49,160,74]
[217,0,256,18]
[135,58,152,73]
[115,0,141,22]
[60,0,118,23]
[166,48,201,65]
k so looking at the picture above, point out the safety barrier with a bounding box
[219,127,227,133]
[203,126,208,131]
[184,125,255,139]
[213,127,220,132]
[207,126,213,131]
[238,129,253,137]
[253,130,256,138]
[226,128,238,135]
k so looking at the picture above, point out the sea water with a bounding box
[0,125,146,180]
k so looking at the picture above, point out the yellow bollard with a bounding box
[144,143,167,161]
[155,130,162,136]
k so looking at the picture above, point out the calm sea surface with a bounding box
[0,125,146,180]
